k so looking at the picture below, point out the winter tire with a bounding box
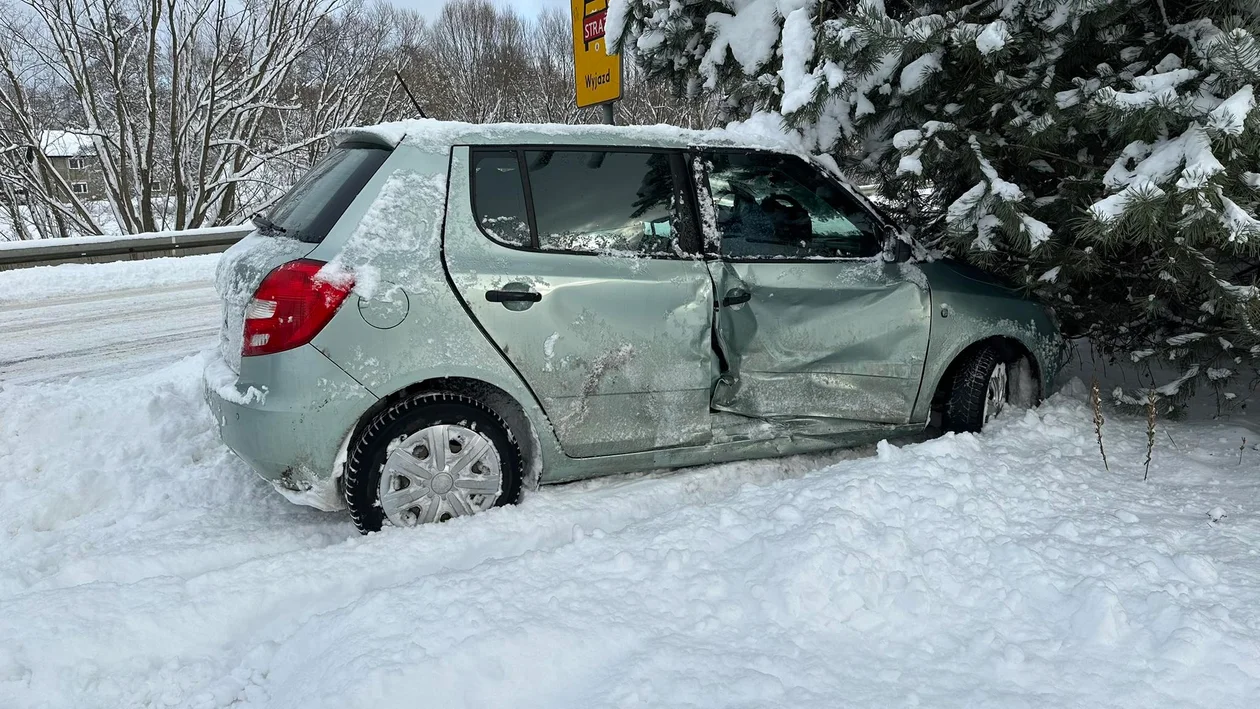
[344,392,524,534]
[942,344,1009,434]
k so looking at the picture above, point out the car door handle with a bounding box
[486,289,542,303]
[722,289,751,307]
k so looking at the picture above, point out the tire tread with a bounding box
[942,345,1001,434]
[344,391,523,534]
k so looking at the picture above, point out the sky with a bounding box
[392,0,571,18]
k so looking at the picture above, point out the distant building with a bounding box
[38,130,107,201]
[4,130,167,206]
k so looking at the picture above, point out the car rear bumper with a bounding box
[204,345,376,511]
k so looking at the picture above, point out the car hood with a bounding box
[917,258,1029,299]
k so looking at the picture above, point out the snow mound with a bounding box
[2,360,1259,707]
[0,253,220,304]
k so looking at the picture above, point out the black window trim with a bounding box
[692,146,892,264]
[516,150,541,249]
[467,144,704,260]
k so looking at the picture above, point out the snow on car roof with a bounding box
[333,115,890,225]
[334,115,807,155]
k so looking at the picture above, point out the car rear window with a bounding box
[468,146,699,256]
[524,149,679,255]
[471,151,532,247]
[264,142,391,244]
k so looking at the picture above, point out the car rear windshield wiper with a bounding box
[251,212,287,237]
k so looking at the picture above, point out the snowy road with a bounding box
[0,282,219,384]
[2,257,1260,708]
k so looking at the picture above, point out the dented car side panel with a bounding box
[709,259,932,425]
[912,260,1065,422]
[443,147,717,458]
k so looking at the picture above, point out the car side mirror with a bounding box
[882,226,912,262]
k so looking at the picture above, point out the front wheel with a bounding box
[941,345,1009,433]
[344,393,524,534]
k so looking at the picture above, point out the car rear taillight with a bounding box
[242,259,354,357]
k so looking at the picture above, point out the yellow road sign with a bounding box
[572,0,622,108]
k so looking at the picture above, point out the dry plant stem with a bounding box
[1144,391,1157,481]
[1091,378,1109,472]
[1242,438,1248,466]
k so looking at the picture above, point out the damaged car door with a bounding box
[697,149,932,425]
[450,146,714,457]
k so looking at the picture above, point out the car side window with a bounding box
[523,149,683,256]
[471,150,531,247]
[701,150,882,259]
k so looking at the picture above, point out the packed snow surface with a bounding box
[0,280,219,385]
[3,260,1260,708]
[0,257,223,385]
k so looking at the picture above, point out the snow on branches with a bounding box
[611,0,1260,407]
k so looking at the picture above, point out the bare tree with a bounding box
[0,0,716,240]
[406,0,532,123]
[0,0,425,238]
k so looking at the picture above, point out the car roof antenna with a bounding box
[394,70,427,119]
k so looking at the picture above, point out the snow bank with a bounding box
[0,253,221,304]
[2,354,1259,707]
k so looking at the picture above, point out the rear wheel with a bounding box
[344,393,523,534]
[942,345,1010,433]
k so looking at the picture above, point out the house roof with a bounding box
[40,130,95,158]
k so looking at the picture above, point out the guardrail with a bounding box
[0,225,253,271]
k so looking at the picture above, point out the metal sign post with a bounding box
[572,0,622,123]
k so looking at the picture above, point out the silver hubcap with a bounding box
[983,362,1008,424]
[378,424,502,526]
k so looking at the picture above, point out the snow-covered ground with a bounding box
[0,255,220,385]
[2,258,1259,708]
[0,252,219,304]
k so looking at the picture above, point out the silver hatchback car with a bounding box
[206,120,1064,533]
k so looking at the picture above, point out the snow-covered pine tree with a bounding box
[609,0,1260,408]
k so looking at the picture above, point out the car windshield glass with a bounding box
[264,142,390,244]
